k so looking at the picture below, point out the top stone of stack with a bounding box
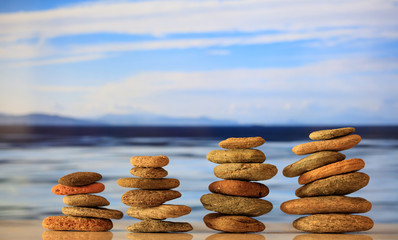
[218,137,265,149]
[309,127,356,140]
[58,172,102,187]
[130,155,169,168]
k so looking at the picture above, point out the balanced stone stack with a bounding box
[42,172,123,231]
[201,137,278,233]
[118,155,193,232]
[281,127,374,233]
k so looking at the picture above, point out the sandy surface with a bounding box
[1,220,397,240]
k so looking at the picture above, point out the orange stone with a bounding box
[51,182,105,195]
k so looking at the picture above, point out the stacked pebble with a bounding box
[281,127,374,233]
[118,155,193,233]
[200,137,278,233]
[42,172,123,231]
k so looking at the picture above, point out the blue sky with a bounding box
[0,0,398,125]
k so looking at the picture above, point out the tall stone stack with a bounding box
[281,127,374,233]
[42,172,123,232]
[118,155,193,233]
[200,137,277,233]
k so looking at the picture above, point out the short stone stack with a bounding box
[281,127,374,233]
[200,137,277,233]
[42,172,123,232]
[118,155,193,233]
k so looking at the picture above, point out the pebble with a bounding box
[126,204,191,220]
[62,206,123,219]
[298,158,365,185]
[127,220,193,233]
[214,163,277,181]
[295,172,369,198]
[280,196,372,215]
[63,194,109,207]
[203,213,265,233]
[218,137,265,149]
[309,127,355,140]
[51,182,105,195]
[117,178,180,189]
[130,155,169,168]
[130,167,168,178]
[121,190,181,207]
[293,214,374,233]
[208,180,269,198]
[292,134,362,155]
[42,215,113,232]
[207,149,266,164]
[58,172,102,187]
[283,151,346,177]
[200,193,272,217]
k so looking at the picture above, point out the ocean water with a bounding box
[0,126,397,223]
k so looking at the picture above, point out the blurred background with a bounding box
[0,0,397,224]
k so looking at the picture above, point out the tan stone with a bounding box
[309,127,356,140]
[218,137,265,149]
[292,134,361,155]
[126,204,191,220]
[117,178,179,189]
[203,213,265,233]
[207,149,266,164]
[130,155,169,167]
[126,220,193,233]
[214,163,277,181]
[42,216,113,232]
[121,190,181,207]
[130,167,168,178]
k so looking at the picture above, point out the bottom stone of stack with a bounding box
[293,214,374,233]
[203,213,265,233]
[42,215,113,231]
[127,219,193,232]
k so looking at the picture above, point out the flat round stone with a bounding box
[51,182,105,195]
[117,178,180,189]
[130,167,168,178]
[219,137,265,149]
[121,190,181,207]
[209,180,269,198]
[295,172,369,198]
[293,214,374,233]
[63,194,109,207]
[203,213,265,233]
[126,204,191,220]
[200,193,272,217]
[42,215,113,232]
[62,206,123,219]
[130,156,169,168]
[214,163,277,181]
[283,151,346,177]
[280,196,372,215]
[309,127,355,140]
[292,134,361,155]
[207,149,266,164]
[58,172,102,187]
[127,220,193,233]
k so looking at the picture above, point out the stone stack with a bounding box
[281,127,374,233]
[42,172,123,232]
[201,137,277,233]
[118,155,193,233]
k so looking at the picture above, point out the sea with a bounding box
[0,126,397,223]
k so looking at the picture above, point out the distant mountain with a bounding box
[0,113,238,126]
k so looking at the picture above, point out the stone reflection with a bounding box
[126,232,193,240]
[294,233,373,240]
[206,233,265,240]
[42,230,113,240]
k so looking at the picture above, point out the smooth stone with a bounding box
[117,178,180,189]
[218,137,265,149]
[58,172,102,187]
[63,194,109,207]
[127,220,193,233]
[207,149,266,164]
[295,172,369,198]
[126,233,193,240]
[130,155,169,167]
[214,163,277,181]
[292,134,362,155]
[126,204,191,220]
[200,193,272,217]
[298,158,365,185]
[42,231,113,240]
[209,180,269,198]
[309,127,356,140]
[42,215,113,232]
[51,182,105,195]
[283,151,346,177]
[280,196,372,215]
[122,190,181,207]
[293,214,374,233]
[130,167,168,178]
[62,206,123,219]
[203,213,265,233]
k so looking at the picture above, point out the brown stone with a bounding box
[63,194,109,207]
[58,172,102,187]
[126,204,191,220]
[214,163,277,181]
[209,180,269,198]
[292,134,361,155]
[130,167,168,178]
[309,127,356,140]
[218,137,265,149]
[117,178,180,189]
[62,206,123,219]
[42,215,113,232]
[207,149,266,164]
[126,220,193,233]
[121,190,181,207]
[130,155,169,167]
[203,213,265,233]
